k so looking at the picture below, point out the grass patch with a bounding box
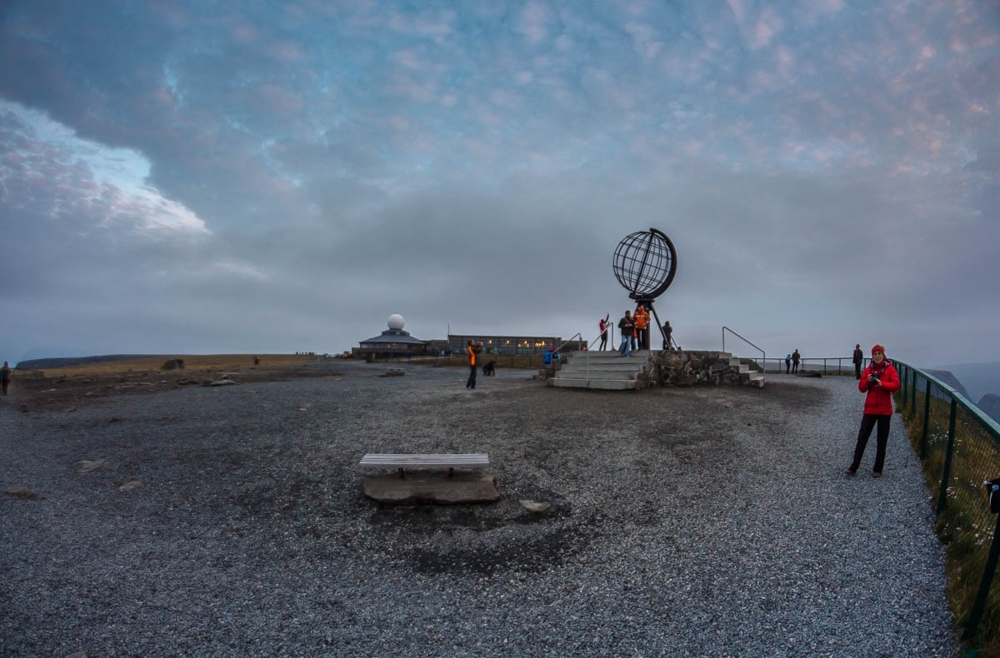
[22,354,319,377]
[898,389,1000,657]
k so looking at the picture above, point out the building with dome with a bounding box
[353,314,437,359]
[353,314,586,360]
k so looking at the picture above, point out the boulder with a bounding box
[162,359,185,370]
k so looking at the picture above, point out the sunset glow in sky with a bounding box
[1,1,998,366]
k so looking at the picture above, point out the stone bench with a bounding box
[359,453,490,478]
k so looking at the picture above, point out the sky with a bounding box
[1,0,998,369]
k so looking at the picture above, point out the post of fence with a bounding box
[963,503,1000,641]
[936,398,959,516]
[899,364,907,412]
[920,378,931,459]
[909,368,917,413]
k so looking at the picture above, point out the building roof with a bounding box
[360,328,428,345]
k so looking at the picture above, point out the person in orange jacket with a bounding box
[466,340,480,390]
[634,304,649,351]
[845,344,900,478]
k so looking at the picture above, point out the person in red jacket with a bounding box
[845,344,900,478]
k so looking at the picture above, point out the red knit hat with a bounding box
[871,344,885,356]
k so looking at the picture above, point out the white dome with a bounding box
[387,314,405,330]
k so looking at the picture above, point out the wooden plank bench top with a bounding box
[359,453,490,471]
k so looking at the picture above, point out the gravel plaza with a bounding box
[0,361,957,657]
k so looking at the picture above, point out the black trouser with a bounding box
[599,332,608,350]
[466,364,477,389]
[855,363,862,379]
[850,414,891,473]
[785,362,790,374]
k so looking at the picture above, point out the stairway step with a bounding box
[549,378,638,390]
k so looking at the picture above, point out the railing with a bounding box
[754,356,869,375]
[892,359,1000,652]
[721,326,764,368]
[554,333,587,380]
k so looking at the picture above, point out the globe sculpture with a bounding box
[612,228,677,350]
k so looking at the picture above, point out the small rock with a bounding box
[209,378,236,386]
[118,480,144,492]
[519,500,551,513]
[5,488,41,500]
[76,459,106,473]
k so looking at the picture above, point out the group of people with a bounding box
[782,342,901,478]
[467,320,897,478]
[783,349,801,373]
[597,307,677,357]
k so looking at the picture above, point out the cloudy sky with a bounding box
[1,0,997,368]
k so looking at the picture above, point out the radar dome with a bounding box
[387,314,405,330]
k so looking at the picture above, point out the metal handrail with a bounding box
[721,326,765,367]
[554,332,588,381]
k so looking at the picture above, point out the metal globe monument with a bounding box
[613,228,677,349]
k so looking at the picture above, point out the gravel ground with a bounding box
[0,362,958,657]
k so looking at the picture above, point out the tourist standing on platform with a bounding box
[852,344,864,380]
[785,354,792,374]
[598,313,610,351]
[845,344,900,478]
[618,311,634,357]
[662,321,675,351]
[634,305,650,351]
[791,349,801,373]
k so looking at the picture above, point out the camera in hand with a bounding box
[869,376,880,385]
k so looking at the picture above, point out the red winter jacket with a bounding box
[858,360,900,415]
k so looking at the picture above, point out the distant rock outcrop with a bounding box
[17,355,150,370]
[979,394,1000,424]
[926,370,972,400]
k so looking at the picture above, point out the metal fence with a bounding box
[893,359,1000,653]
[750,356,866,375]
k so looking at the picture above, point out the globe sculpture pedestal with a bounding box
[613,228,677,350]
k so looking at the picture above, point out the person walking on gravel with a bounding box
[0,361,10,396]
[845,344,900,478]
[466,340,480,390]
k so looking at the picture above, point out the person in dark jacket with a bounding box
[791,349,801,373]
[0,361,10,396]
[845,344,901,478]
[852,344,864,379]
[618,311,634,357]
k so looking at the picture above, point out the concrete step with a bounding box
[552,351,650,389]
[550,377,638,390]
[556,361,648,374]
